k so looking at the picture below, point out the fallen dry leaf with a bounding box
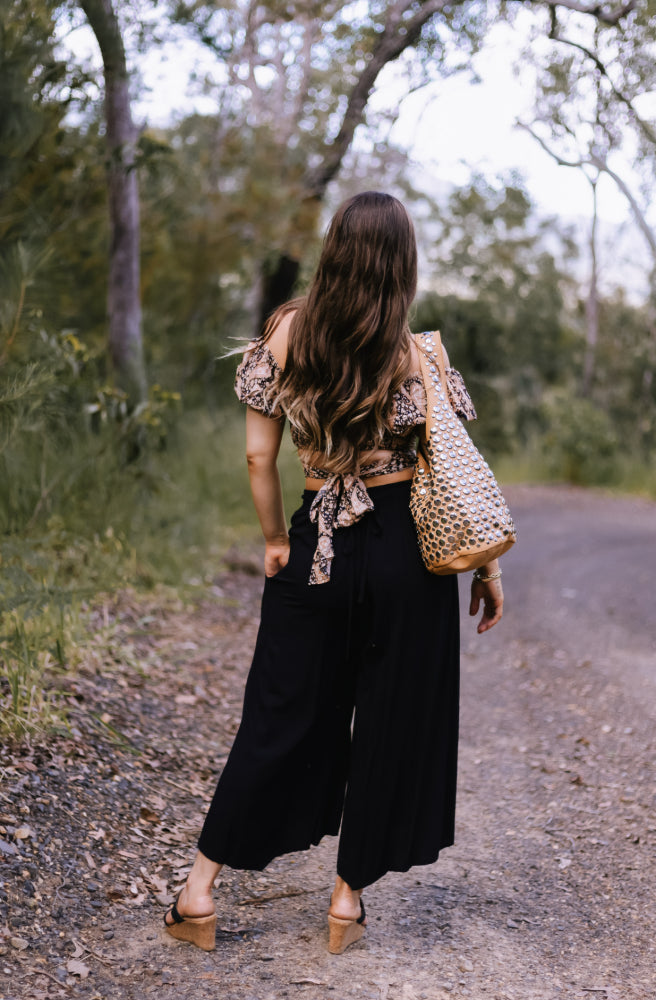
[139,806,160,823]
[141,869,167,892]
[67,958,91,979]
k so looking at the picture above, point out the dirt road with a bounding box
[1,484,655,1000]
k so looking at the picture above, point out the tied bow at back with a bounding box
[308,474,374,584]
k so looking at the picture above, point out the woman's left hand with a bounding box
[264,539,290,578]
[469,577,504,633]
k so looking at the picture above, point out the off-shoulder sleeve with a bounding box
[234,341,283,417]
[446,368,477,421]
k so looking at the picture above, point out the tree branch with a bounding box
[303,0,638,199]
[304,0,451,197]
[519,123,656,265]
[517,121,587,168]
[548,31,656,147]
[588,151,656,260]
[534,0,638,25]
[583,176,599,394]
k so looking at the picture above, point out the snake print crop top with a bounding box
[234,336,477,584]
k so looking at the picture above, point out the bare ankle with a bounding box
[186,872,214,896]
[330,877,362,919]
[187,853,222,895]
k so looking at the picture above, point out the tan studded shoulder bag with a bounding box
[410,331,517,574]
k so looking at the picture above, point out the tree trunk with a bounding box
[256,254,301,334]
[583,178,599,397]
[80,0,146,403]
[253,1,450,327]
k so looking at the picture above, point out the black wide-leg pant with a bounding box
[198,480,460,890]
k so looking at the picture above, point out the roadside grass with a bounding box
[0,605,77,742]
[0,405,304,742]
[494,445,656,500]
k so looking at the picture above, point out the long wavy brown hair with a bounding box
[262,191,418,474]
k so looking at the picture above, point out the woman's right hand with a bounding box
[469,576,504,633]
[264,539,290,577]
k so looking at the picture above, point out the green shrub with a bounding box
[542,393,619,485]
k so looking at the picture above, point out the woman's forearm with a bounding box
[244,407,288,544]
[247,456,288,543]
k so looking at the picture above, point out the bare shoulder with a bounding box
[266,309,296,368]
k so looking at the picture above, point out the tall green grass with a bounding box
[118,405,306,584]
[0,606,75,741]
[1,404,304,593]
[0,402,306,740]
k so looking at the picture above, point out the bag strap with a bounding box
[415,330,451,429]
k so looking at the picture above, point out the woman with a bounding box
[164,191,504,955]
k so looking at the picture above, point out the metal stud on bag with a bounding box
[410,331,517,574]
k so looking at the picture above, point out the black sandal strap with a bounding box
[169,900,185,924]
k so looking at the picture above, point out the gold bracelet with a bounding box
[472,569,502,583]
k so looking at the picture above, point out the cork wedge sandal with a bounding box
[327,898,366,954]
[164,897,217,951]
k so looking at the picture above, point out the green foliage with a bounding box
[0,2,109,368]
[541,391,619,485]
[414,176,655,488]
[0,1,66,191]
[593,292,656,454]
[414,179,579,457]
[528,2,656,193]
[0,605,74,742]
[413,293,512,455]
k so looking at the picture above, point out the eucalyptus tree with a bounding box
[168,0,640,327]
[520,0,656,261]
[168,1,480,324]
[517,0,656,393]
[76,0,147,402]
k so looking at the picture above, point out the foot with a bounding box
[164,851,222,927]
[164,882,215,926]
[329,877,365,923]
